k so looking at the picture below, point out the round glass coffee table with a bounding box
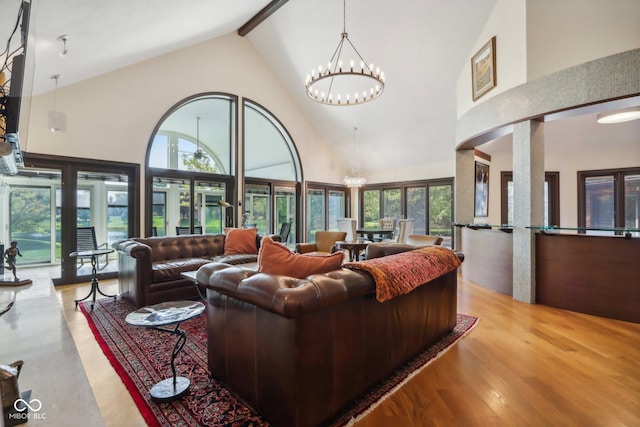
[125,300,205,402]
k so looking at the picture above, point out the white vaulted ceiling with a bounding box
[4,0,635,179]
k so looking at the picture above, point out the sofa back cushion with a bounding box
[224,227,258,255]
[258,236,344,279]
[136,234,225,262]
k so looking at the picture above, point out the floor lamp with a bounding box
[217,200,233,229]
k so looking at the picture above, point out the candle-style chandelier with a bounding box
[305,0,385,106]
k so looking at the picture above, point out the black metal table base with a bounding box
[74,254,117,310]
[150,324,190,402]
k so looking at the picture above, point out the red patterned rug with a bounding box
[80,299,478,426]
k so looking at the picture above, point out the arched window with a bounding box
[243,100,301,244]
[244,100,301,181]
[149,95,234,174]
[146,94,302,241]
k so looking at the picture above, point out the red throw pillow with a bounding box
[224,227,258,255]
[258,236,344,279]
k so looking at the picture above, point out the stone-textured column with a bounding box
[512,120,545,303]
[454,149,475,251]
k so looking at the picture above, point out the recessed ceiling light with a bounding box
[596,106,640,124]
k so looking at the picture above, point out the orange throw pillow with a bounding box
[224,227,258,255]
[258,236,344,279]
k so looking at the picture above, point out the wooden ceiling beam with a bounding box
[238,0,290,37]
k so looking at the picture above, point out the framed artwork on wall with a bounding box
[474,161,489,217]
[471,36,497,101]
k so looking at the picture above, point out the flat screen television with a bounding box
[1,1,31,137]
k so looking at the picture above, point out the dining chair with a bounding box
[382,219,414,244]
[337,218,357,241]
[406,234,443,246]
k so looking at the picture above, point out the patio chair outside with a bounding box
[176,226,203,235]
[76,226,110,270]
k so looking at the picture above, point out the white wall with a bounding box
[456,0,528,119]
[526,0,640,80]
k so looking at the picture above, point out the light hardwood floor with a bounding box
[56,276,640,427]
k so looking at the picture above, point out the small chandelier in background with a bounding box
[49,74,63,132]
[343,127,366,187]
[305,0,385,106]
[193,116,203,159]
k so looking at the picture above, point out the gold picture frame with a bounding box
[471,36,497,101]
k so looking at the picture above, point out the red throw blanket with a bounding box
[343,246,462,302]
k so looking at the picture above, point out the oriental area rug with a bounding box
[80,299,478,426]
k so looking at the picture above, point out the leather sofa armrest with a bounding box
[295,242,318,254]
[113,239,151,259]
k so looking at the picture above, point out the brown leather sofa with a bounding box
[114,233,275,308]
[197,244,462,427]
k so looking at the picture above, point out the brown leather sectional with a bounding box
[114,233,273,308]
[197,244,462,427]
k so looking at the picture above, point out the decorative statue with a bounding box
[4,241,22,282]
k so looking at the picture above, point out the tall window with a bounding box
[306,184,348,241]
[578,167,640,235]
[360,179,454,247]
[363,189,381,228]
[9,185,55,265]
[307,188,325,241]
[244,183,270,233]
[500,172,560,227]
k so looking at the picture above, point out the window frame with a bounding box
[500,171,560,227]
[358,178,455,246]
[577,166,640,231]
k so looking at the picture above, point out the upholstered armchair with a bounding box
[382,218,414,244]
[406,234,443,246]
[295,231,347,256]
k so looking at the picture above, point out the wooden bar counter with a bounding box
[459,225,513,296]
[536,232,640,324]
